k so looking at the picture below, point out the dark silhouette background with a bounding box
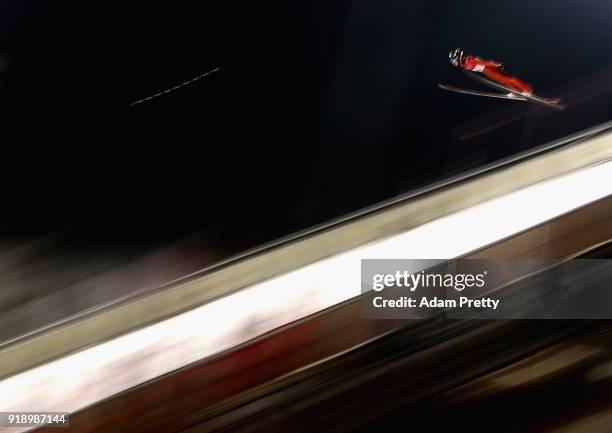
[1,0,611,251]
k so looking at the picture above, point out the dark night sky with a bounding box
[1,0,611,249]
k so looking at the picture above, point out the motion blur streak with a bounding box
[489,345,602,388]
[0,154,610,427]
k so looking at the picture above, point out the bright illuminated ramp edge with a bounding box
[0,125,611,430]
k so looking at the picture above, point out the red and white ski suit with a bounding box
[462,55,532,95]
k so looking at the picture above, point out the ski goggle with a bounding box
[449,49,462,65]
